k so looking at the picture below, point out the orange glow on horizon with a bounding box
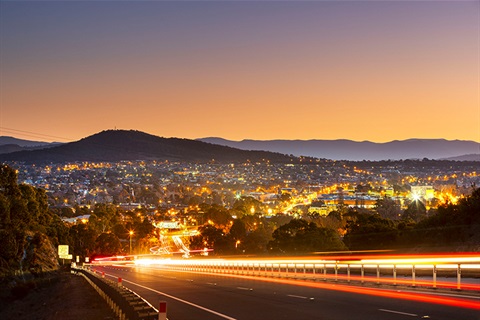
[1,1,478,143]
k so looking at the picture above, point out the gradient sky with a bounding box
[0,0,479,143]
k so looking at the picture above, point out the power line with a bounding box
[0,127,73,142]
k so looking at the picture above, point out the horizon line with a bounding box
[0,127,479,144]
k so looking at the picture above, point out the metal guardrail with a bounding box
[142,257,480,292]
[72,266,159,320]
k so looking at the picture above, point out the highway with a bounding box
[93,264,480,320]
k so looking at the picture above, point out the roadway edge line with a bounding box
[379,309,418,317]
[116,275,238,320]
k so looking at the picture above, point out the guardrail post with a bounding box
[412,265,416,287]
[313,264,316,281]
[376,265,380,285]
[334,262,338,282]
[118,277,122,287]
[347,264,350,283]
[457,264,461,290]
[433,265,437,289]
[159,301,167,320]
[361,265,364,284]
[393,265,397,286]
[324,263,327,281]
[102,272,105,278]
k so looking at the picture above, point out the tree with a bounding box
[0,165,59,275]
[232,196,262,217]
[136,218,155,240]
[268,219,346,254]
[343,213,398,250]
[94,233,122,256]
[203,204,232,227]
[243,223,273,254]
[375,198,402,220]
[89,203,119,233]
[191,224,232,255]
[69,224,97,258]
[404,187,480,248]
[112,223,128,240]
[0,164,20,198]
[403,199,427,222]
[229,219,246,243]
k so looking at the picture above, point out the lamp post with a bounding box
[129,230,134,255]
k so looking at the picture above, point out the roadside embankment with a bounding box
[0,269,115,319]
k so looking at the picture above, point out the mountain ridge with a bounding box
[198,137,480,161]
[0,136,54,147]
[0,137,63,155]
[0,130,295,164]
[1,132,478,162]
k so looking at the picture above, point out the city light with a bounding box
[129,230,134,255]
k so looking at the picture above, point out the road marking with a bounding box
[121,278,237,320]
[287,294,308,299]
[207,282,217,286]
[236,287,253,291]
[379,309,418,317]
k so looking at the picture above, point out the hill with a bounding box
[0,136,54,147]
[0,136,62,154]
[441,154,480,161]
[198,138,480,161]
[0,130,295,164]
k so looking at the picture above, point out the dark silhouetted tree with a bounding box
[94,233,122,256]
[268,219,346,254]
[343,213,398,250]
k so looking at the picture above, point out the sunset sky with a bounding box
[0,1,479,143]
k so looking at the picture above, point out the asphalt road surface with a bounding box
[94,265,479,320]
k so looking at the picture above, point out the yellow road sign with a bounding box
[58,245,69,256]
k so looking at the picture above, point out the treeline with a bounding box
[188,191,480,255]
[342,188,480,252]
[0,165,154,276]
[0,165,68,276]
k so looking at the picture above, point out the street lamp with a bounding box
[129,230,134,255]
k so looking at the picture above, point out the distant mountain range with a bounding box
[0,130,293,164]
[0,136,62,155]
[0,136,58,147]
[0,131,478,163]
[198,138,480,161]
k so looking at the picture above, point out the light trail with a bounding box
[90,252,480,307]
[97,265,480,311]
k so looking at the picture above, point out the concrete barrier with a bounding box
[73,266,159,320]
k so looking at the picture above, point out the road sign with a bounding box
[58,245,69,256]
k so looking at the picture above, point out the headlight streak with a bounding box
[94,263,480,311]
[91,252,480,306]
